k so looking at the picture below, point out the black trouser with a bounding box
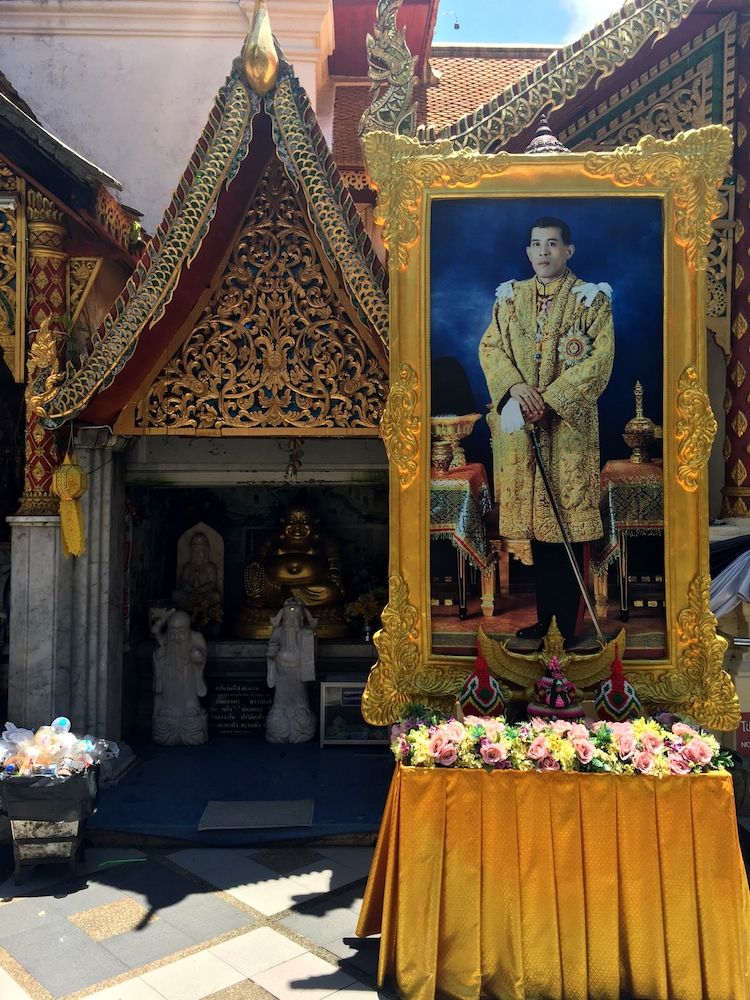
[531,539,584,641]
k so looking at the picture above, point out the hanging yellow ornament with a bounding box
[51,452,88,557]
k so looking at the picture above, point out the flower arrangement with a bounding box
[344,587,387,625]
[390,706,733,775]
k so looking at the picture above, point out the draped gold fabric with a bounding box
[357,766,750,1000]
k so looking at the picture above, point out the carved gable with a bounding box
[128,154,387,434]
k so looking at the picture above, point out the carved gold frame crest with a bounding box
[360,125,740,731]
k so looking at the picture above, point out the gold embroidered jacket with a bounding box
[479,270,615,543]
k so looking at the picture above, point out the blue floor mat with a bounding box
[89,736,395,846]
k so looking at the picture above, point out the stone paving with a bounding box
[0,844,391,1000]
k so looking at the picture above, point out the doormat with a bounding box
[198,799,314,831]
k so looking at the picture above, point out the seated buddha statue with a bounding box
[173,531,222,610]
[238,505,347,638]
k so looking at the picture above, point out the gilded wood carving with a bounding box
[133,156,387,433]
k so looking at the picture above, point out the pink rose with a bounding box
[634,751,655,774]
[615,733,637,760]
[480,742,508,766]
[683,738,713,767]
[530,717,547,732]
[462,715,485,727]
[591,721,606,733]
[443,720,466,742]
[611,722,633,736]
[390,723,405,741]
[672,722,699,739]
[640,731,664,754]
[436,744,458,767]
[527,735,549,761]
[550,720,572,736]
[429,731,450,757]
[481,719,505,740]
[540,756,561,771]
[573,739,595,764]
[668,752,692,775]
[568,722,590,741]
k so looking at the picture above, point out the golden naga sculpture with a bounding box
[238,505,347,639]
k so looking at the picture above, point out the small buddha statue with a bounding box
[173,531,222,609]
[238,505,347,638]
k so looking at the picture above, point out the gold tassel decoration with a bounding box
[51,452,88,557]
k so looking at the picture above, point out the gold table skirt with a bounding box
[357,766,750,1000]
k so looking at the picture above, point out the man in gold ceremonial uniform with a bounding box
[479,217,615,642]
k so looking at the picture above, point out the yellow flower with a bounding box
[632,718,664,741]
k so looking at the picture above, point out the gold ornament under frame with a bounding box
[360,125,739,731]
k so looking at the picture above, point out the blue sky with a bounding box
[433,0,621,45]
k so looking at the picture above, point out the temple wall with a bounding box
[0,0,335,233]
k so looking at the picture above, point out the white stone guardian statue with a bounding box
[265,597,317,744]
[151,609,208,746]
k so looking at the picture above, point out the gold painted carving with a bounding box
[419,0,701,150]
[69,258,102,327]
[269,75,389,348]
[0,172,25,383]
[359,0,417,139]
[26,317,63,416]
[135,156,386,432]
[363,131,510,268]
[637,577,737,730]
[675,366,717,492]
[706,185,735,357]
[584,126,732,270]
[26,190,64,229]
[380,362,419,486]
[362,574,466,725]
[32,77,252,427]
[562,14,736,150]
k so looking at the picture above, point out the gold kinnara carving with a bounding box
[136,156,386,432]
[675,366,717,492]
[363,132,510,269]
[637,577,737,730]
[584,127,732,270]
[26,317,63,416]
[380,362,419,486]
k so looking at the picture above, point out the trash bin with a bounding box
[0,768,98,883]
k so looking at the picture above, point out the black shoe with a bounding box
[515,621,547,640]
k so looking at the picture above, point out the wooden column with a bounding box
[18,189,67,515]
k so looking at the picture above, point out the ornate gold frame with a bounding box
[361,126,740,731]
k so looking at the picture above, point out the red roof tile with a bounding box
[332,46,548,168]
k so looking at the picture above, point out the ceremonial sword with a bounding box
[528,425,606,646]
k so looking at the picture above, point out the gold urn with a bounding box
[622,381,656,464]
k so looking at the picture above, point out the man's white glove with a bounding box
[500,398,525,433]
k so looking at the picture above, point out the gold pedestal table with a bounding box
[357,765,749,1000]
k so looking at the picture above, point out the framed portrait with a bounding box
[360,126,740,732]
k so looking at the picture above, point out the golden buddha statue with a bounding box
[237,505,347,638]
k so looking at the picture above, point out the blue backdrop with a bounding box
[429,196,664,472]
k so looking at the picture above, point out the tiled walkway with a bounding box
[0,845,388,1000]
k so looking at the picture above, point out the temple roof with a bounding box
[29,21,389,434]
[333,46,548,168]
[0,88,121,192]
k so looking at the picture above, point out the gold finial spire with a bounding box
[242,0,279,96]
